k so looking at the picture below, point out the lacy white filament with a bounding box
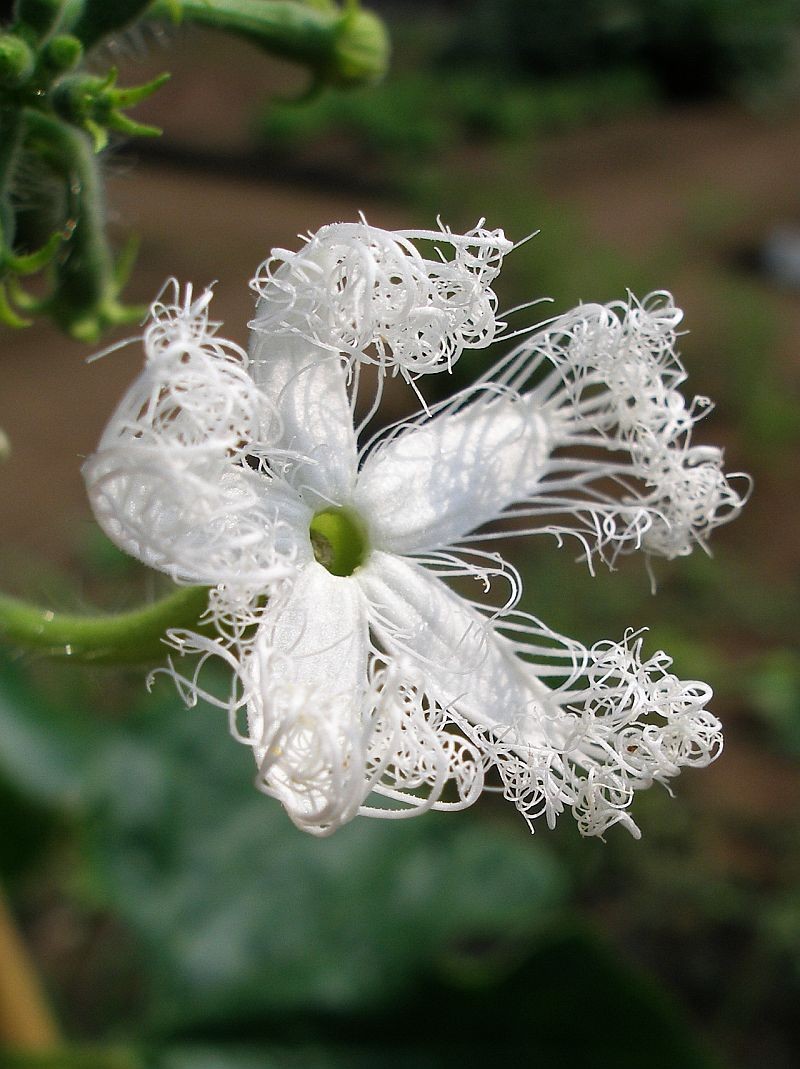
[250,218,512,378]
[84,224,748,839]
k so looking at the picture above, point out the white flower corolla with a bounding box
[250,218,512,379]
[84,220,748,839]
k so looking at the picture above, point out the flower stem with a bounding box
[0,584,211,664]
[0,885,61,1052]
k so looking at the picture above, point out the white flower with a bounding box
[84,221,749,839]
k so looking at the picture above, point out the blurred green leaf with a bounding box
[258,67,654,174]
[0,773,57,877]
[77,679,721,1067]
[747,649,800,754]
[80,678,568,1031]
[3,1048,142,1069]
[149,923,722,1066]
[0,652,99,876]
[0,653,92,806]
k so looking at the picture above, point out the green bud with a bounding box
[51,71,103,124]
[0,33,35,86]
[52,68,168,150]
[328,7,389,88]
[42,34,83,74]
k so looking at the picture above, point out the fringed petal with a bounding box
[239,562,370,835]
[355,386,552,554]
[83,283,297,603]
[247,334,358,508]
[358,552,722,838]
[250,218,511,380]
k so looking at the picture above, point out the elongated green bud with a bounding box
[149,1,389,88]
[0,33,35,86]
[327,7,388,88]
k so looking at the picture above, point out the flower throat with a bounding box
[309,507,369,577]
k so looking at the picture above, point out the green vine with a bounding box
[0,584,213,663]
[0,0,389,338]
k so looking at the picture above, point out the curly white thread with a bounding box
[250,219,512,378]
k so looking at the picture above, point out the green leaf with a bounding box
[0,652,99,877]
[0,659,719,1066]
[81,678,567,1031]
[154,922,720,1065]
[747,649,800,754]
[149,919,723,1067]
[0,653,92,806]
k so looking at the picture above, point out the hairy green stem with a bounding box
[0,106,33,325]
[25,107,108,313]
[23,108,141,339]
[0,106,24,250]
[0,584,211,663]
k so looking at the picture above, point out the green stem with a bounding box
[25,107,108,308]
[23,108,141,340]
[148,0,389,87]
[0,106,24,252]
[0,107,35,325]
[0,584,211,664]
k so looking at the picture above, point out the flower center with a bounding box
[309,507,369,577]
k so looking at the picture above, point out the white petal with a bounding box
[354,391,551,554]
[84,447,293,589]
[357,550,550,732]
[248,332,357,508]
[251,561,368,696]
[242,563,371,834]
[83,314,294,590]
[359,554,723,838]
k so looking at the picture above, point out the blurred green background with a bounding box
[1,2,799,1067]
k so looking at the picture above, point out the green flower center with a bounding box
[309,507,369,577]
